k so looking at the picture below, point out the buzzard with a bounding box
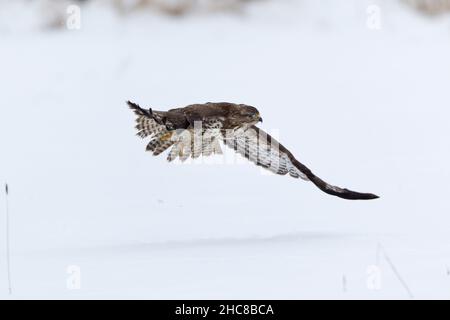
[127,101,379,200]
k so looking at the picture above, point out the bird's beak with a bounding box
[258,116,263,123]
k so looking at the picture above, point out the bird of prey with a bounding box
[127,101,379,200]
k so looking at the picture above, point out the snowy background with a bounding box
[1,0,450,299]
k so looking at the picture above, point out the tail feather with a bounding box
[146,137,174,156]
[135,117,165,139]
[153,141,174,156]
[167,143,180,162]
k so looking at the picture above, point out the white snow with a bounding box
[1,0,450,299]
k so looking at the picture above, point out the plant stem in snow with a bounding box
[5,183,12,295]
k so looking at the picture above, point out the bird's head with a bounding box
[232,104,263,126]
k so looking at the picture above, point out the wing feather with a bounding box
[223,127,307,179]
[223,125,379,200]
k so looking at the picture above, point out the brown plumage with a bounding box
[127,101,379,200]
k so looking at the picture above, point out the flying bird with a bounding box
[127,101,379,200]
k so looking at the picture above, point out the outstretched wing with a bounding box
[223,125,379,200]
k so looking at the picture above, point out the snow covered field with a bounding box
[1,0,450,299]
